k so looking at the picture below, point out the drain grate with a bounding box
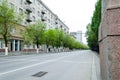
[32,71,48,77]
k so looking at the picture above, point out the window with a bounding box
[33,0,35,4]
[0,39,2,48]
[37,0,40,7]
[10,3,14,8]
[19,0,23,5]
[19,8,23,14]
[48,19,50,23]
[27,44,30,48]
[15,6,17,12]
[38,11,40,16]
[33,8,35,13]
[10,28,15,34]
[19,29,23,34]
[33,16,35,22]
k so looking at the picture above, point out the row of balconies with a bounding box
[25,0,46,23]
[25,8,46,23]
[25,6,46,15]
[24,0,62,28]
[24,0,68,32]
[26,15,47,23]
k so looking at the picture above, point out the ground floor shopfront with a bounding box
[0,39,22,52]
[10,39,22,51]
[0,39,68,53]
[0,39,45,52]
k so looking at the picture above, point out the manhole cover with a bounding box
[32,71,48,77]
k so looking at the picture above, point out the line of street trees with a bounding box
[22,20,88,51]
[86,0,101,53]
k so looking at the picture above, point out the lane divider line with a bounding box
[0,60,56,76]
[0,54,75,76]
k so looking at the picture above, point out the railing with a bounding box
[26,0,32,4]
[41,16,47,21]
[26,15,32,22]
[41,10,46,15]
[25,5,32,13]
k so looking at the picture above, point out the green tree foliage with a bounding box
[45,29,57,48]
[22,20,46,48]
[66,36,88,50]
[44,29,88,50]
[0,0,22,47]
[55,29,64,47]
[86,0,101,52]
[22,23,88,50]
[63,34,71,48]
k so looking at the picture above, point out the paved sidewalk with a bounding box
[0,50,71,57]
[92,52,101,80]
[0,51,46,57]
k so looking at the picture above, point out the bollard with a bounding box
[5,47,8,55]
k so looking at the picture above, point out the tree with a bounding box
[63,35,88,50]
[55,29,64,48]
[86,0,101,52]
[44,29,88,51]
[63,34,71,48]
[0,0,22,54]
[45,29,57,48]
[22,20,46,49]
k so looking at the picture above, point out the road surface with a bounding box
[0,50,101,80]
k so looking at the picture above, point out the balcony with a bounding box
[26,16,32,22]
[41,10,46,15]
[55,22,58,24]
[41,16,47,21]
[26,0,32,4]
[25,5,32,13]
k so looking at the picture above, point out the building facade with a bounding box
[0,0,69,52]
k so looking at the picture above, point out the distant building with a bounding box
[70,31,82,43]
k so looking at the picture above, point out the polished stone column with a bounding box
[99,0,120,80]
[17,40,20,51]
[13,40,15,51]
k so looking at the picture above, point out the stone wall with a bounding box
[99,0,120,80]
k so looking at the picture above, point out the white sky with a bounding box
[42,0,97,44]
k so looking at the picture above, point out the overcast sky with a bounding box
[42,0,97,44]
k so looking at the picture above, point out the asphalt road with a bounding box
[0,50,101,80]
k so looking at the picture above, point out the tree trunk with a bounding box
[3,35,8,47]
[3,35,8,55]
[36,39,39,48]
[36,39,39,53]
[46,44,49,53]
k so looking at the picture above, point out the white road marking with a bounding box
[0,54,75,76]
[0,60,56,76]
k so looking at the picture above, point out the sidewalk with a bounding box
[92,51,101,80]
[0,51,46,57]
[0,50,71,57]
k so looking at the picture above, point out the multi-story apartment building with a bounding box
[0,0,69,52]
[70,31,82,43]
